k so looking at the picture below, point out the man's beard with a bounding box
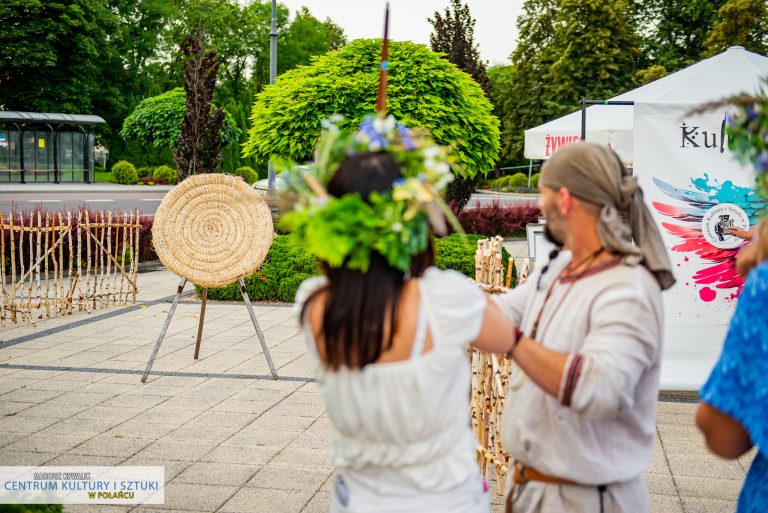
[544,223,565,248]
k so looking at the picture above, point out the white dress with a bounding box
[295,267,490,513]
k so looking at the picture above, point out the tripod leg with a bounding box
[193,287,208,359]
[238,277,278,379]
[141,277,187,383]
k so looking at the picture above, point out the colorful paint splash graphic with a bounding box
[652,174,766,302]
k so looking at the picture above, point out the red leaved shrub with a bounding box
[1,208,158,276]
[457,201,540,237]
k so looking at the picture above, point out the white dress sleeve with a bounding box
[421,267,486,348]
[293,275,328,321]
[293,276,328,360]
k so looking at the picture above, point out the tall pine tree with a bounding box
[428,0,490,95]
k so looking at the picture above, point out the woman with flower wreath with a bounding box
[283,115,517,512]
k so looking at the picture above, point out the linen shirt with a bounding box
[494,251,664,485]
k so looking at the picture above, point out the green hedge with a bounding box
[434,233,516,287]
[508,172,528,188]
[234,166,258,185]
[137,166,155,178]
[153,165,178,185]
[111,160,138,185]
[202,235,320,303]
[530,172,541,188]
[204,233,517,302]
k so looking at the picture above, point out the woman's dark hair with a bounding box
[301,151,435,370]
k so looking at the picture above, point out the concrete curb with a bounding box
[0,183,173,193]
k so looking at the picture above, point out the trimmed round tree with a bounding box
[244,39,499,209]
[121,88,241,162]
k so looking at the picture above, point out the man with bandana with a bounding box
[493,142,675,513]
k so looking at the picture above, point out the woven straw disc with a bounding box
[152,173,273,288]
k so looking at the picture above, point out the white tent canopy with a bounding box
[524,47,768,164]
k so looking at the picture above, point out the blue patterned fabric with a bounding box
[700,260,768,513]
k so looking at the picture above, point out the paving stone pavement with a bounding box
[0,266,750,513]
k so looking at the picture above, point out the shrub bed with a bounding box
[458,202,540,237]
[434,233,516,287]
[138,176,167,185]
[204,232,518,302]
[1,210,158,276]
[203,234,320,303]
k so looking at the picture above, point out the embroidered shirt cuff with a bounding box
[559,353,585,407]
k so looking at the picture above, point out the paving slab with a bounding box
[0,268,747,512]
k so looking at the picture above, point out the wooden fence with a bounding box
[471,236,531,494]
[1,210,141,325]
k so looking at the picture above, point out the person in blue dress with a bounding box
[696,218,768,513]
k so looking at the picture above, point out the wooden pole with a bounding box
[133,210,140,304]
[10,213,16,322]
[118,212,127,304]
[56,213,64,313]
[84,210,92,309]
[66,211,74,314]
[106,211,113,305]
[43,212,51,317]
[193,288,208,359]
[375,3,390,115]
[0,213,5,324]
[34,212,41,314]
[97,211,106,308]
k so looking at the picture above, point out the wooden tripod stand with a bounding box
[141,276,278,383]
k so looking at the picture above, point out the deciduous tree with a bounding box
[703,0,768,56]
[176,30,226,179]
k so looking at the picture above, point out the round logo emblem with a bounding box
[701,203,750,249]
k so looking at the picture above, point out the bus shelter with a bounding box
[0,111,106,183]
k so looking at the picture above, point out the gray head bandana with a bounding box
[540,142,675,291]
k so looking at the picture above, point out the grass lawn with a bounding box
[94,170,117,183]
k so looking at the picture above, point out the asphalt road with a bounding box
[0,190,538,215]
[0,191,168,215]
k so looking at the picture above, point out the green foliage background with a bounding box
[204,232,516,302]
[120,88,241,157]
[203,235,321,303]
[244,39,500,180]
[0,505,64,513]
